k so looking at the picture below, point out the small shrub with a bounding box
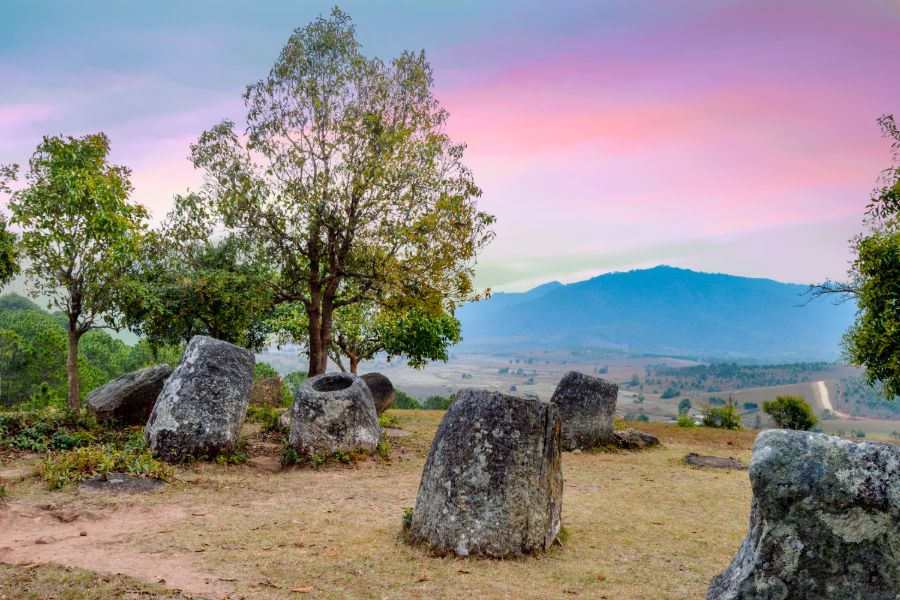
[402,507,414,529]
[676,413,695,427]
[423,395,451,410]
[281,445,302,466]
[246,405,280,431]
[702,400,743,430]
[38,444,175,490]
[377,433,392,461]
[613,417,628,431]
[677,398,692,415]
[660,387,680,399]
[378,413,399,428]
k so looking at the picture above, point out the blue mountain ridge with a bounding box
[456,266,857,361]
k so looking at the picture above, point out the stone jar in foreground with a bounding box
[86,364,172,424]
[144,336,254,462]
[409,389,563,558]
[708,430,900,600]
[289,372,381,460]
[361,372,395,415]
[551,371,618,450]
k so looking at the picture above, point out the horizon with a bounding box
[2,1,899,292]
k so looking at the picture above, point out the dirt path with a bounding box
[814,380,834,412]
[0,499,232,598]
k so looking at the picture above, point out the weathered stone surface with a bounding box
[86,365,172,424]
[685,453,746,470]
[409,389,563,558]
[612,428,659,450]
[144,336,254,462]
[361,372,395,415]
[250,376,284,407]
[551,371,618,450]
[276,409,291,432]
[708,430,900,600]
[289,372,381,460]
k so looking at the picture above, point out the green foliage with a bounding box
[701,400,743,430]
[246,404,280,432]
[189,8,494,376]
[2,133,149,407]
[377,433,392,461]
[0,293,40,311]
[402,507,414,529]
[393,390,420,409]
[677,397,692,415]
[378,413,400,428]
[254,362,280,380]
[0,299,182,406]
[0,214,18,289]
[214,438,249,465]
[121,203,273,351]
[676,413,695,427]
[763,395,818,430]
[660,387,680,399]
[0,407,101,452]
[39,442,175,490]
[743,402,759,411]
[423,395,451,410]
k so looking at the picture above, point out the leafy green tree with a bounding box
[0,293,40,311]
[122,195,273,351]
[701,399,743,430]
[677,397,692,415]
[813,115,900,398]
[2,133,149,408]
[189,9,494,376]
[393,389,420,409]
[763,395,818,430]
[0,212,19,288]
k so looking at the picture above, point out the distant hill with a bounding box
[457,266,857,361]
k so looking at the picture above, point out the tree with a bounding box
[189,9,494,376]
[763,395,818,430]
[2,134,148,408]
[812,114,900,398]
[122,195,273,351]
[0,211,19,288]
[677,397,692,415]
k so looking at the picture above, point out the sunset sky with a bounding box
[2,0,898,291]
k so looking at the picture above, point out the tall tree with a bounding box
[121,194,273,351]
[812,114,900,398]
[190,9,494,376]
[1,134,148,408]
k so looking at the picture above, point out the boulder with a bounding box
[86,364,172,424]
[685,453,746,470]
[612,428,659,450]
[361,372,395,415]
[144,336,254,462]
[250,376,284,407]
[708,430,900,600]
[288,372,381,460]
[409,389,563,557]
[551,371,618,450]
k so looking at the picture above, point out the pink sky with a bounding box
[1,0,898,290]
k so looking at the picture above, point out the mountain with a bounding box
[457,266,857,361]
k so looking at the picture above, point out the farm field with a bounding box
[0,412,760,599]
[259,349,900,441]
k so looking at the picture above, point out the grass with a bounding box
[0,563,191,599]
[3,410,759,599]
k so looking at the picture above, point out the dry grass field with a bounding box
[0,411,760,599]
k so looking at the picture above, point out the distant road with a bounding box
[814,381,833,412]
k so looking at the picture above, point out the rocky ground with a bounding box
[0,413,760,599]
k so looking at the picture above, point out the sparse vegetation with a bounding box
[38,438,175,490]
[701,400,743,430]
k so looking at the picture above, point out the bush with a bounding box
[38,440,175,490]
[660,387,680,399]
[742,402,759,411]
[0,407,101,452]
[378,413,399,428]
[763,395,817,431]
[402,507,414,529]
[702,400,743,430]
[246,404,280,431]
[423,395,451,410]
[677,398,692,415]
[676,413,695,427]
[393,390,420,409]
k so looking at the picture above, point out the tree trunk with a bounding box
[349,356,360,375]
[66,327,81,409]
